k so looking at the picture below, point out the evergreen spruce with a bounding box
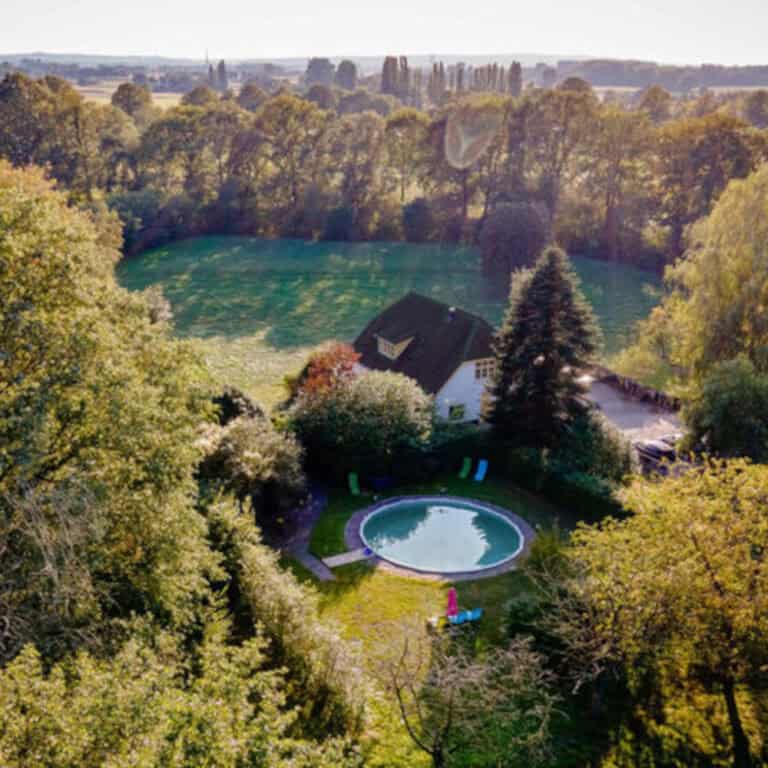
[488,246,600,447]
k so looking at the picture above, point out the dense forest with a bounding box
[1,66,767,273]
[2,56,768,768]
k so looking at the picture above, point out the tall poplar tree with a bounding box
[488,246,599,446]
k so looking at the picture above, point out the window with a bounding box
[475,359,495,380]
[448,404,466,421]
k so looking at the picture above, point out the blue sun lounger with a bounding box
[447,608,484,626]
[474,459,488,483]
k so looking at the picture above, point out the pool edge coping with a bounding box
[344,495,536,582]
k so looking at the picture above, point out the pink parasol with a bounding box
[446,587,458,617]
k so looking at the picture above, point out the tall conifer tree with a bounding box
[488,246,599,446]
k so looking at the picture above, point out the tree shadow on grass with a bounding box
[119,235,502,347]
[119,235,662,356]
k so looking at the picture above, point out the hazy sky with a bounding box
[3,0,768,65]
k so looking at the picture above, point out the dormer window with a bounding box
[475,358,496,380]
[377,335,412,361]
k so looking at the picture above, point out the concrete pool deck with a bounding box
[342,495,536,582]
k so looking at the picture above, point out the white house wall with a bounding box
[435,361,490,422]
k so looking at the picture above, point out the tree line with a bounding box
[1,69,767,271]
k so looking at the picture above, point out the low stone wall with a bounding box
[590,365,682,413]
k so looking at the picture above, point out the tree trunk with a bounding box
[432,747,445,768]
[460,169,469,226]
[604,195,619,261]
[723,678,752,768]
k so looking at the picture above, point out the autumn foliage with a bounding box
[300,342,360,395]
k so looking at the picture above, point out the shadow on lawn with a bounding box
[118,236,661,357]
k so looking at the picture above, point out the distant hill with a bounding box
[1,52,202,67]
[1,51,583,73]
[5,51,768,88]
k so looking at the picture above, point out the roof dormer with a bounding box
[376,334,412,361]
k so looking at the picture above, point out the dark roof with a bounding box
[353,292,494,394]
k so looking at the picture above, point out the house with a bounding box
[353,292,496,422]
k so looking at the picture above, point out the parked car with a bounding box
[633,437,677,475]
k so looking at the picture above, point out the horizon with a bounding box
[3,0,768,67]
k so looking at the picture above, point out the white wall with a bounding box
[435,361,491,422]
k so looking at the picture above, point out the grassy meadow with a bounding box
[118,235,661,408]
[75,79,182,107]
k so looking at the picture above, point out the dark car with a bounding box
[633,438,677,474]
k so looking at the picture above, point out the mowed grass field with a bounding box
[118,235,661,408]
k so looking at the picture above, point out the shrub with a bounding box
[322,206,355,241]
[479,202,550,277]
[402,197,435,242]
[289,370,434,479]
[556,410,635,484]
[498,445,622,522]
[108,187,165,253]
[524,522,570,580]
[683,356,768,461]
[212,386,265,426]
[199,417,306,528]
[294,342,360,397]
[207,500,366,737]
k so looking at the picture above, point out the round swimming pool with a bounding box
[360,497,524,574]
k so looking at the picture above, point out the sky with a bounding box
[3,0,768,65]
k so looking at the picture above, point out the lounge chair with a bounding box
[458,456,472,480]
[348,472,361,496]
[448,608,484,626]
[474,459,488,482]
[427,615,448,631]
[429,608,483,630]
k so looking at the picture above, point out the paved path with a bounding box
[586,380,681,442]
[280,487,336,582]
[322,548,372,568]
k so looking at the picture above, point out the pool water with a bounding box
[360,498,523,574]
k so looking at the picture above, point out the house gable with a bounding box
[435,358,495,422]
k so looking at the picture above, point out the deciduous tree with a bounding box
[378,628,557,768]
[560,460,768,768]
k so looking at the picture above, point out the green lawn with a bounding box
[289,474,578,766]
[305,474,571,651]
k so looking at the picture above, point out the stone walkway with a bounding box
[322,548,372,568]
[280,487,336,582]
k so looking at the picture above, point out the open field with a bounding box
[118,236,661,408]
[74,79,182,107]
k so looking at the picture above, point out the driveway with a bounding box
[586,380,682,442]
